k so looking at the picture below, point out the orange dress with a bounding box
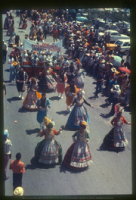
[65,85,79,106]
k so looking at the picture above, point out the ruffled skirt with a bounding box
[35,139,62,164]
[63,141,92,170]
[66,105,90,130]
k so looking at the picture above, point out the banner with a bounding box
[23,39,62,52]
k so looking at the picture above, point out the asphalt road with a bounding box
[3,11,131,197]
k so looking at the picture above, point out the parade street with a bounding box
[3,11,131,197]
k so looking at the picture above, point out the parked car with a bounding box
[127,28,130,36]
[114,39,130,54]
[105,30,130,42]
[76,16,88,22]
[104,24,120,32]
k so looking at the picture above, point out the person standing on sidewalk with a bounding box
[9,153,25,191]
[4,130,12,181]
[3,40,8,64]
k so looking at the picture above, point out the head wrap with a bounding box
[4,129,9,140]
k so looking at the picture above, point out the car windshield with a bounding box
[115,41,123,45]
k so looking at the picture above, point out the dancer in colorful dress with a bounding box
[23,77,41,110]
[103,108,131,152]
[56,70,67,99]
[45,64,57,91]
[39,64,57,91]
[65,80,79,112]
[74,61,85,89]
[36,93,51,130]
[66,90,94,130]
[63,121,92,170]
[35,122,62,165]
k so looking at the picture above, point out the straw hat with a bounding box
[80,121,87,126]
[14,187,24,196]
[111,67,116,73]
[13,62,18,66]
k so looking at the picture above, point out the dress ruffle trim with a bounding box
[70,160,93,168]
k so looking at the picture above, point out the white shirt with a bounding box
[111,88,121,99]
[3,43,8,51]
[4,139,12,155]
[8,58,14,68]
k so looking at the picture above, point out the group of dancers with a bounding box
[15,58,131,171]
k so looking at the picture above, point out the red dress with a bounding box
[57,75,67,94]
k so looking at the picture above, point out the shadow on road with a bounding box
[92,81,97,84]
[124,106,131,113]
[97,143,123,154]
[97,143,107,151]
[26,128,40,135]
[56,110,69,116]
[49,96,60,101]
[88,95,97,100]
[99,103,109,108]
[7,96,21,103]
[100,113,113,118]
[63,125,78,132]
[4,69,10,72]
[18,107,28,113]
[25,157,57,170]
[4,80,10,83]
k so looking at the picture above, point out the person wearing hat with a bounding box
[109,84,121,115]
[63,121,92,170]
[16,67,28,99]
[4,130,12,180]
[36,93,51,130]
[103,108,131,152]
[66,90,94,129]
[13,187,24,196]
[9,153,25,191]
[35,122,62,165]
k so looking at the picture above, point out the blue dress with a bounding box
[66,97,90,130]
[36,99,50,124]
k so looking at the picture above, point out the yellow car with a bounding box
[106,43,118,50]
